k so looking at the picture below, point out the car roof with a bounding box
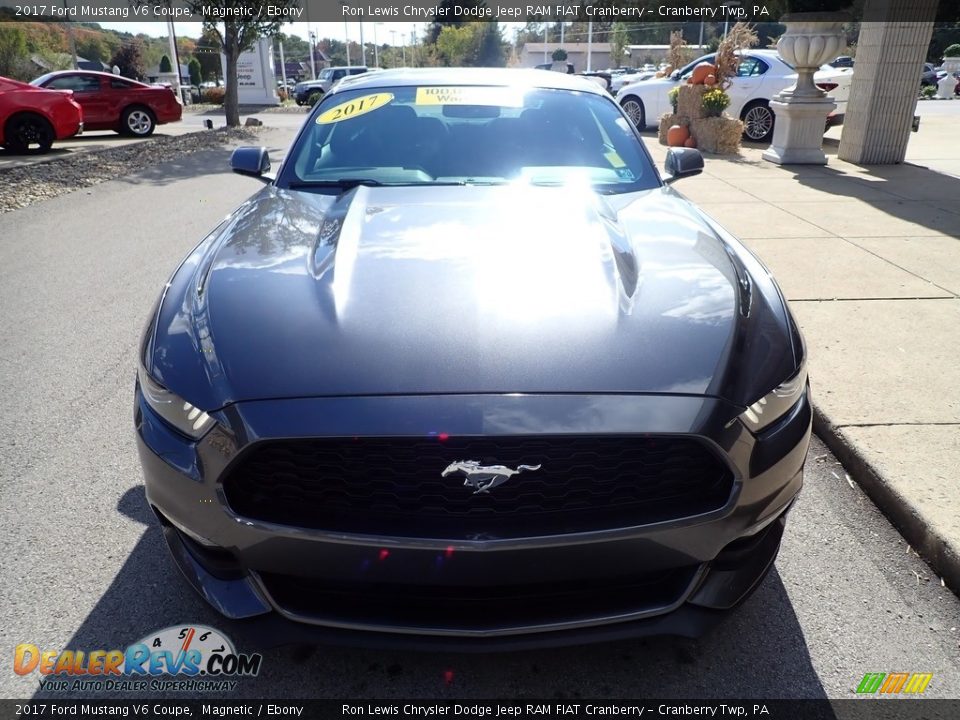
[41,70,149,83]
[328,67,608,97]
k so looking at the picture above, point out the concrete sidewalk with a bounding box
[642,125,960,596]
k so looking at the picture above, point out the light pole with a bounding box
[359,22,366,66]
[374,23,382,68]
[722,1,741,40]
[339,2,351,66]
[308,31,316,80]
[390,30,398,67]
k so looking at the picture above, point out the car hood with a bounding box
[149,184,796,409]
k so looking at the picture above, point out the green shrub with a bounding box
[668,86,680,113]
[202,87,225,105]
[701,88,730,117]
[944,44,960,57]
[920,84,937,99]
[552,48,568,62]
[308,91,324,107]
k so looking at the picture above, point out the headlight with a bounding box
[739,364,808,432]
[138,366,215,439]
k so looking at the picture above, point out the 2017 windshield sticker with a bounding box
[316,93,393,124]
[415,86,523,107]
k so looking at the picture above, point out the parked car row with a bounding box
[1,69,183,154]
[616,50,852,143]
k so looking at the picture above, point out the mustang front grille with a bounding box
[221,435,734,539]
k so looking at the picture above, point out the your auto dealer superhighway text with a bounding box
[341,4,762,18]
[342,705,765,717]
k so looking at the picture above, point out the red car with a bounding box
[0,75,83,153]
[31,70,182,137]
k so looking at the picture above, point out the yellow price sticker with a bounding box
[316,93,394,124]
[604,151,626,168]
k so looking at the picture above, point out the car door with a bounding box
[106,77,142,123]
[43,74,108,125]
[726,56,769,115]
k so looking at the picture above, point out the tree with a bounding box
[476,23,506,67]
[159,54,172,73]
[435,25,478,66]
[610,22,629,68]
[183,1,294,126]
[195,28,222,83]
[426,0,486,44]
[188,57,202,86]
[0,24,28,79]
[552,48,567,62]
[75,34,107,62]
[109,40,146,80]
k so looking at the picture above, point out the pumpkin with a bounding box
[684,137,698,148]
[690,63,718,85]
[667,124,689,147]
[704,74,717,86]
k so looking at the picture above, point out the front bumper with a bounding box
[136,392,810,649]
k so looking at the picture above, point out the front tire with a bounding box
[741,101,775,143]
[4,114,55,153]
[122,106,156,137]
[620,96,646,129]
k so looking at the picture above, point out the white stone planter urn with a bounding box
[776,14,847,99]
[764,13,848,166]
[938,72,958,99]
[942,56,960,74]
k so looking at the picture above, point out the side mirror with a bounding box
[670,70,681,81]
[230,146,271,180]
[664,147,704,184]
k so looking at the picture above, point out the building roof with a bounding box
[522,43,612,53]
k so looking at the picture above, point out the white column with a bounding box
[838,8,936,164]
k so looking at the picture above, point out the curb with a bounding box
[812,404,960,596]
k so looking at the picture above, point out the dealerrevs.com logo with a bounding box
[14,625,262,693]
[856,672,934,695]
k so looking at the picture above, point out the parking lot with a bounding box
[2,111,959,700]
[0,108,308,170]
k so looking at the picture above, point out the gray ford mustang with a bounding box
[135,68,810,650]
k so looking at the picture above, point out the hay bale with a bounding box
[690,116,744,155]
[677,85,709,120]
[658,113,682,145]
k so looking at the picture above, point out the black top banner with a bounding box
[0,1,957,25]
[4,699,960,720]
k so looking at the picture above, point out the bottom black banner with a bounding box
[2,700,959,720]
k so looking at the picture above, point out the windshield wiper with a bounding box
[288,178,385,189]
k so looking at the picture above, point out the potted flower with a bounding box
[943,44,960,74]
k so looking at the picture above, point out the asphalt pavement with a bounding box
[0,109,308,171]
[1,126,959,701]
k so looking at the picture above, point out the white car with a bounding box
[616,49,851,143]
[610,70,657,93]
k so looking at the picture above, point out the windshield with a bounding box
[281,85,658,194]
[319,69,333,81]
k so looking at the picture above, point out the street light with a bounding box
[308,30,317,81]
[722,1,742,40]
[339,2,351,66]
[374,23,383,68]
[390,30,398,67]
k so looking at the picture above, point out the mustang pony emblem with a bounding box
[441,460,542,494]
